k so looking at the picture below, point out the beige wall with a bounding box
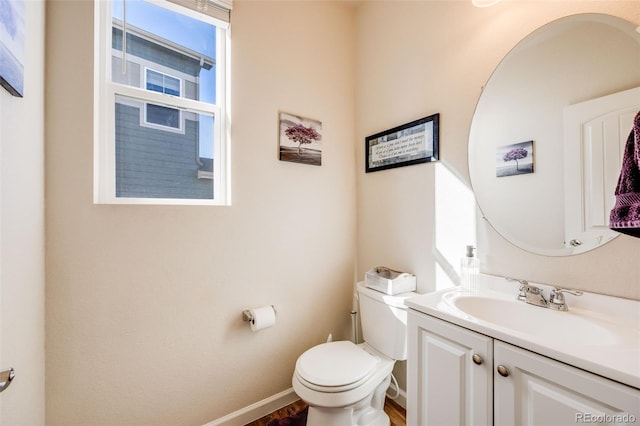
[45,0,356,424]
[355,0,639,396]
[43,0,640,424]
[0,0,46,424]
[355,0,640,299]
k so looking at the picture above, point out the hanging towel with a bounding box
[609,110,640,237]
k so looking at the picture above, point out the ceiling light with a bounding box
[472,0,502,7]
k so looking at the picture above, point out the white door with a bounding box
[494,341,640,426]
[0,2,45,423]
[563,87,640,249]
[0,80,16,416]
[407,312,493,426]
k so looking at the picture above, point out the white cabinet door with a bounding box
[407,311,493,426]
[494,341,640,426]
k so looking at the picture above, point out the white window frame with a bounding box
[94,0,231,206]
[142,67,185,133]
[141,102,185,134]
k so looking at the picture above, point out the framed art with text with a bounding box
[365,113,439,173]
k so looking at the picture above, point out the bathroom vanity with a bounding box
[405,275,640,426]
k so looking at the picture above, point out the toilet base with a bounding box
[307,406,389,426]
[304,374,392,426]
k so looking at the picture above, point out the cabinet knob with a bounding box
[472,354,483,365]
[496,365,510,377]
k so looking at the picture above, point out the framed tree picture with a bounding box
[279,112,322,166]
[496,141,534,177]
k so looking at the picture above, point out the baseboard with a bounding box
[203,387,299,426]
[204,385,406,426]
[386,378,407,410]
[389,388,407,409]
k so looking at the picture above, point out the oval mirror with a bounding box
[469,14,640,256]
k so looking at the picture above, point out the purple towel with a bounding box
[609,110,640,237]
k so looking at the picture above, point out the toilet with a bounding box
[292,282,416,426]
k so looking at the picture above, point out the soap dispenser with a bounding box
[461,245,479,291]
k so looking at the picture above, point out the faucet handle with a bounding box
[507,277,528,300]
[549,286,583,311]
[552,286,583,297]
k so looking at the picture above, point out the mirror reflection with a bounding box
[469,14,640,256]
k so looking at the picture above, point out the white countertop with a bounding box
[405,274,640,389]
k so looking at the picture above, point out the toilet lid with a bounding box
[295,341,377,387]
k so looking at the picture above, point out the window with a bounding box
[94,0,232,205]
[144,69,182,130]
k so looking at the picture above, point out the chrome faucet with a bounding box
[507,277,583,310]
[522,284,548,308]
[549,286,583,311]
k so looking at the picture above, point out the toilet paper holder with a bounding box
[242,305,276,323]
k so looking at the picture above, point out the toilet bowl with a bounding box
[292,283,416,426]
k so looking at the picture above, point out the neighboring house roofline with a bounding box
[112,18,215,70]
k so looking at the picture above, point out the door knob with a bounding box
[0,368,15,393]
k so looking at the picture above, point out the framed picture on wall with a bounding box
[496,140,534,177]
[279,112,323,166]
[365,113,439,173]
[0,0,25,97]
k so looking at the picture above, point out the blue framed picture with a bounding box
[0,0,25,97]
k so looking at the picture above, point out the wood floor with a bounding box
[245,397,406,426]
[384,398,407,426]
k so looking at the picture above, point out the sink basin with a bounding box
[450,295,621,346]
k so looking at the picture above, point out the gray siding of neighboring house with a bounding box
[111,57,141,87]
[113,28,205,88]
[111,26,213,200]
[115,103,213,199]
[112,56,198,100]
[111,57,199,100]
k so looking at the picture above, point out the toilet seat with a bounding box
[295,341,379,392]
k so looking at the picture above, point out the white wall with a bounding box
[45,0,356,424]
[0,0,46,424]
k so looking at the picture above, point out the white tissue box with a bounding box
[365,267,416,295]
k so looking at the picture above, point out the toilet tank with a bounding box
[356,282,417,360]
